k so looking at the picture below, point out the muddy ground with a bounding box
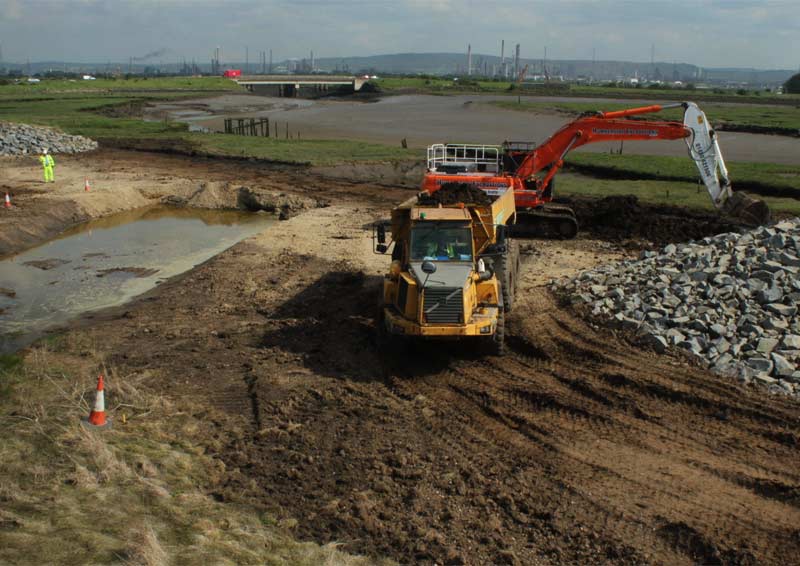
[3,151,800,565]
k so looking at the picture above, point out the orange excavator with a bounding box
[421,102,769,237]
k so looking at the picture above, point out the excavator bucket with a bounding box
[683,103,770,226]
[721,192,771,227]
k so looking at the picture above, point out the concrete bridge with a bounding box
[234,75,367,97]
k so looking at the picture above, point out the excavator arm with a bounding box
[512,102,769,224]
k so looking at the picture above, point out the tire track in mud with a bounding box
[56,152,800,564]
[89,242,800,565]
[367,287,800,565]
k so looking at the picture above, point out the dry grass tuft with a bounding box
[124,522,168,566]
[77,425,132,482]
[66,463,99,490]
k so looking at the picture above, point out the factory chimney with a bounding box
[500,40,505,78]
[467,44,472,76]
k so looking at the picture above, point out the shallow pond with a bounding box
[0,206,273,353]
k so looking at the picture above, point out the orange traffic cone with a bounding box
[84,178,91,192]
[82,374,111,429]
[3,193,10,209]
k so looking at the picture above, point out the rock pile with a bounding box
[0,122,98,156]
[555,219,800,397]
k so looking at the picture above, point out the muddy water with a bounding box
[0,206,273,353]
[150,93,800,165]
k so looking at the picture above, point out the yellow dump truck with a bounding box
[374,183,518,354]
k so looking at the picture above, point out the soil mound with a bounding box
[566,195,743,245]
[418,183,493,206]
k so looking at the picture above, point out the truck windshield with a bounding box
[410,224,473,262]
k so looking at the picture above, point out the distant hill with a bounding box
[1,52,794,86]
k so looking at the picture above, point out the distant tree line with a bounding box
[785,73,800,94]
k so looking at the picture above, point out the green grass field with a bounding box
[374,76,800,105]
[0,79,416,165]
[196,134,418,165]
[564,152,800,193]
[0,76,241,95]
[557,172,800,216]
[486,100,800,131]
[375,76,514,94]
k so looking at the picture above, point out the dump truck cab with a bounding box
[375,184,518,353]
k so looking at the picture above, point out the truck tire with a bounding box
[488,307,506,355]
[496,246,515,313]
[511,239,521,287]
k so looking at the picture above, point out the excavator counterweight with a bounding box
[421,101,770,238]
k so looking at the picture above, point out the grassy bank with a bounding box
[375,77,800,105]
[557,172,800,216]
[0,346,381,565]
[564,152,800,195]
[195,134,418,165]
[486,100,800,132]
[0,76,241,96]
[0,82,417,165]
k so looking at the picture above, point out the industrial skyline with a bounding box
[0,0,797,70]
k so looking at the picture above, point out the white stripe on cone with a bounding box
[93,389,105,412]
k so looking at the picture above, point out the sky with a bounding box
[0,0,798,69]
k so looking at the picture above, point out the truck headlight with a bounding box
[480,326,491,334]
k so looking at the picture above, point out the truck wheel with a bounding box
[496,250,514,313]
[490,308,506,355]
[511,239,521,289]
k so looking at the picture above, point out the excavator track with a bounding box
[511,204,579,239]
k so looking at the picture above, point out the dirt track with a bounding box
[5,151,800,564]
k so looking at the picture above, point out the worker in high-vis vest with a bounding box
[39,149,55,183]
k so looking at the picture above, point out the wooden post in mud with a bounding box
[285,123,289,140]
[265,118,269,137]
[274,121,278,138]
[238,119,244,135]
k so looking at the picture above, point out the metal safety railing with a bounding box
[427,144,502,173]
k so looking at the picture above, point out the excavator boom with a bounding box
[422,101,769,237]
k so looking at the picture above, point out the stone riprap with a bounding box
[0,122,98,156]
[554,220,800,397]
